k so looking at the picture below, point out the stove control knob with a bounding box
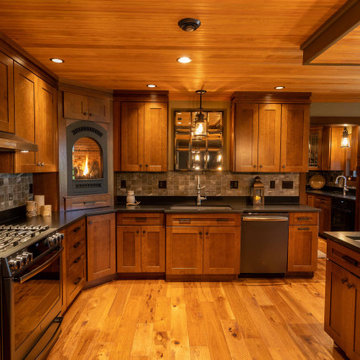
[22,252,33,264]
[8,259,18,271]
[15,255,26,267]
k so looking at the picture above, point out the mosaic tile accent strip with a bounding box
[0,174,33,211]
[116,172,299,197]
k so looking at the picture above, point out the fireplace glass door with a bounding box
[72,137,103,180]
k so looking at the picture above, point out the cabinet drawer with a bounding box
[65,219,86,245]
[327,240,360,278]
[66,256,86,305]
[166,214,241,227]
[67,244,86,269]
[117,212,164,226]
[289,212,318,226]
[314,196,331,206]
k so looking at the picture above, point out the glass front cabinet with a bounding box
[308,126,322,170]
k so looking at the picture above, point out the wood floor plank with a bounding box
[48,255,346,360]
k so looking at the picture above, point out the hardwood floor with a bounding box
[48,238,346,360]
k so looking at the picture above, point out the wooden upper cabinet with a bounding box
[35,78,58,172]
[63,91,110,123]
[308,126,323,170]
[87,213,116,281]
[203,226,240,275]
[63,92,88,121]
[143,102,167,172]
[0,51,14,133]
[280,104,309,172]
[233,103,258,172]
[13,63,37,173]
[120,102,144,171]
[258,104,281,172]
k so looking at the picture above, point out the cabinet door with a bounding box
[88,96,110,123]
[120,102,144,171]
[35,78,58,172]
[329,127,347,171]
[141,226,165,272]
[87,213,116,281]
[0,52,14,133]
[13,63,37,173]
[233,103,258,172]
[308,127,323,170]
[325,260,357,357]
[203,226,240,275]
[258,104,281,172]
[166,227,203,275]
[116,226,141,273]
[280,104,309,172]
[63,92,88,120]
[288,225,318,272]
[143,102,167,172]
[314,196,331,233]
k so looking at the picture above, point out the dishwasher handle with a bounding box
[242,216,288,222]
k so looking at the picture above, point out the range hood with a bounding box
[0,131,38,152]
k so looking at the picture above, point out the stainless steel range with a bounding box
[0,224,64,360]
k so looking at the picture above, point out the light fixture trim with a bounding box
[177,56,192,64]
[50,58,64,64]
[274,86,285,90]
[341,126,351,148]
[147,84,157,88]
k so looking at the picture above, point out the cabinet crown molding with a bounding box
[231,91,312,104]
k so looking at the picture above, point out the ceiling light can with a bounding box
[177,56,192,64]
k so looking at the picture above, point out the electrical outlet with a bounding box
[158,180,167,189]
[270,180,275,189]
[120,180,126,189]
[230,181,238,189]
[282,181,293,189]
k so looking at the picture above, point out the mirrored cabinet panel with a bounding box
[174,110,224,171]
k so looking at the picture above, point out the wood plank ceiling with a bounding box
[1,0,359,101]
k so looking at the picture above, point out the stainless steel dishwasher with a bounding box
[240,213,289,275]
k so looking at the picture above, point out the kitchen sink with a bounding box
[169,205,232,211]
[347,236,360,241]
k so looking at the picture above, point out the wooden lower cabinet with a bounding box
[166,227,203,275]
[117,225,165,273]
[325,260,360,359]
[87,213,116,281]
[288,225,318,272]
[61,218,86,312]
[314,195,331,234]
[203,227,240,275]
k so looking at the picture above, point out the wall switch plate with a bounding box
[270,180,275,189]
[230,181,238,189]
[158,180,167,189]
[120,180,126,189]
[282,181,293,189]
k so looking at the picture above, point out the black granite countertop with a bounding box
[3,197,319,232]
[306,189,356,201]
[324,232,360,254]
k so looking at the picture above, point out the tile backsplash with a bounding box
[0,174,33,211]
[116,172,299,197]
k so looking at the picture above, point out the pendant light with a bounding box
[193,90,207,137]
[341,126,351,148]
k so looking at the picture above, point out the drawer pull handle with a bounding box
[296,217,311,221]
[342,255,359,267]
[73,277,82,285]
[136,230,139,234]
[73,241,81,249]
[199,232,202,236]
[73,256,81,264]
[217,218,230,222]
[179,219,191,224]
[135,217,146,222]
[143,230,146,234]
[73,226,81,233]
[347,283,355,289]
[298,227,310,231]
[206,232,209,235]
[341,278,348,284]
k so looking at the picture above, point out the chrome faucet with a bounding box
[335,175,349,196]
[196,175,207,206]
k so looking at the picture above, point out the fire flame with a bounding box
[83,155,89,176]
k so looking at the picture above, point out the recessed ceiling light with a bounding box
[50,58,64,64]
[274,86,285,90]
[147,84,157,88]
[177,56,192,64]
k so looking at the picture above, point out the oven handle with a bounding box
[14,247,63,284]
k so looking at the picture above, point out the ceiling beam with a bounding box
[301,0,360,65]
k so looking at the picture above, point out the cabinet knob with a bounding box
[341,278,348,284]
[253,165,256,168]
[199,232,202,236]
[89,113,92,116]
[282,165,285,169]
[145,164,148,167]
[259,165,263,168]
[136,230,139,234]
[205,232,209,236]
[143,230,146,234]
[347,283,355,289]
[83,112,87,116]
[139,164,142,168]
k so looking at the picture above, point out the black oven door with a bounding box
[2,246,63,360]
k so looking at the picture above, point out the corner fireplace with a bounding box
[66,121,108,196]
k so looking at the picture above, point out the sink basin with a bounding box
[170,205,232,211]
[347,236,360,241]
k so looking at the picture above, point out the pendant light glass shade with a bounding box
[192,90,207,137]
[340,127,350,148]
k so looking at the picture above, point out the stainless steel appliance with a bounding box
[240,213,289,275]
[0,224,64,360]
